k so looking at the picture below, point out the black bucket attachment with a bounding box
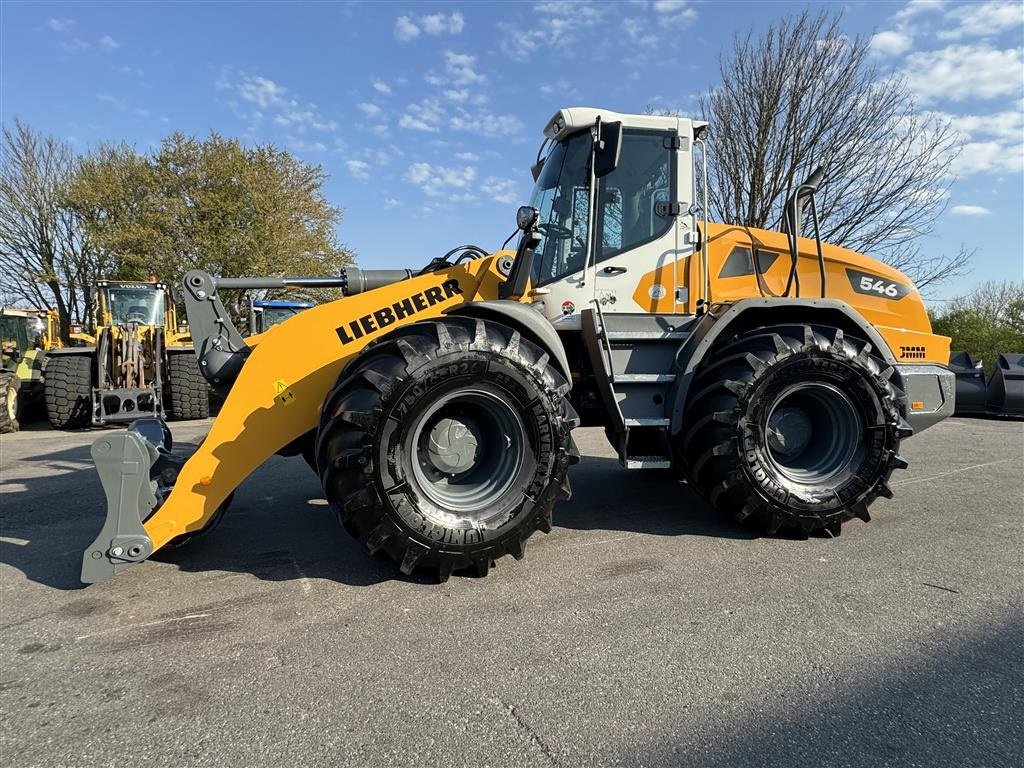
[986,353,1024,419]
[948,351,988,416]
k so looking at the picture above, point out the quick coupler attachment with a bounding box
[81,418,177,584]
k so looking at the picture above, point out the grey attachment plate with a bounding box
[81,433,158,584]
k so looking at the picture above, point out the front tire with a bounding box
[44,355,93,429]
[0,372,20,433]
[316,317,577,581]
[166,352,210,420]
[681,324,908,537]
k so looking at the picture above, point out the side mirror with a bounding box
[594,121,622,178]
[530,159,545,182]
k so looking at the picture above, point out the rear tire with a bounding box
[44,355,92,429]
[166,353,210,420]
[680,324,908,537]
[316,317,577,581]
[0,372,20,433]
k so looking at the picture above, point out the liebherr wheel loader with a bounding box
[80,107,955,584]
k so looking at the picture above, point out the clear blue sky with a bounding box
[2,1,1021,303]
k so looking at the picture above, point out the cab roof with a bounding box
[542,107,708,143]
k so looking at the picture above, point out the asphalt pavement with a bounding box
[1,417,1021,768]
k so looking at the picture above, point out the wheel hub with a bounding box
[767,406,812,457]
[410,389,528,515]
[426,416,482,475]
[764,382,863,485]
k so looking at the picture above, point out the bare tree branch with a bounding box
[690,10,969,290]
[0,119,105,340]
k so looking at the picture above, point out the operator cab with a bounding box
[525,107,707,325]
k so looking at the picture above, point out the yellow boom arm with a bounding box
[82,257,507,582]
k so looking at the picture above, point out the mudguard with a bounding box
[445,300,573,384]
[668,297,900,435]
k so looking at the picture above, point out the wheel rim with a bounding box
[409,389,527,516]
[764,382,864,486]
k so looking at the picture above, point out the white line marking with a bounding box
[892,458,1017,487]
[75,613,211,641]
[579,535,632,547]
[0,536,29,546]
[292,556,312,593]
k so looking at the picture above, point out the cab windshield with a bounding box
[107,287,165,326]
[529,131,592,287]
[1,316,31,369]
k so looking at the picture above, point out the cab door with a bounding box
[590,130,693,315]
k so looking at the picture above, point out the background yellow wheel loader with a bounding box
[80,107,954,585]
[0,307,61,433]
[44,279,209,429]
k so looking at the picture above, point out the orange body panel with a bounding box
[632,223,950,365]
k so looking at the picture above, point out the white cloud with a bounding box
[358,102,382,118]
[399,98,445,132]
[238,75,289,109]
[98,35,119,50]
[951,139,1024,175]
[46,18,74,32]
[394,15,421,41]
[395,11,464,41]
[372,80,391,94]
[444,51,485,85]
[500,1,606,61]
[903,45,1024,102]
[288,139,327,153]
[226,71,337,132]
[406,162,477,197]
[928,108,1024,176]
[870,30,912,56]
[651,0,697,23]
[96,93,127,109]
[444,89,469,103]
[950,204,993,215]
[455,151,479,161]
[383,197,400,208]
[420,11,465,35]
[346,160,371,180]
[939,1,1023,40]
[483,177,520,205]
[450,108,524,137]
[894,0,946,22]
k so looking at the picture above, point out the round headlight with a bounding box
[516,205,539,231]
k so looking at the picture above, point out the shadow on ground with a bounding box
[3,445,759,592]
[623,615,1023,768]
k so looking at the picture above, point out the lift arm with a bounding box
[81,258,504,583]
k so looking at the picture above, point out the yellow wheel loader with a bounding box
[80,108,954,584]
[1,307,61,433]
[44,279,209,429]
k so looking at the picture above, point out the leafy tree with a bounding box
[932,281,1024,371]
[65,132,353,319]
[688,10,970,291]
[0,120,108,341]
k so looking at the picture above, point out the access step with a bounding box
[624,456,673,470]
[605,330,690,342]
[611,373,676,384]
[623,418,671,427]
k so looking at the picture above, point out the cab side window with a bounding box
[597,131,673,261]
